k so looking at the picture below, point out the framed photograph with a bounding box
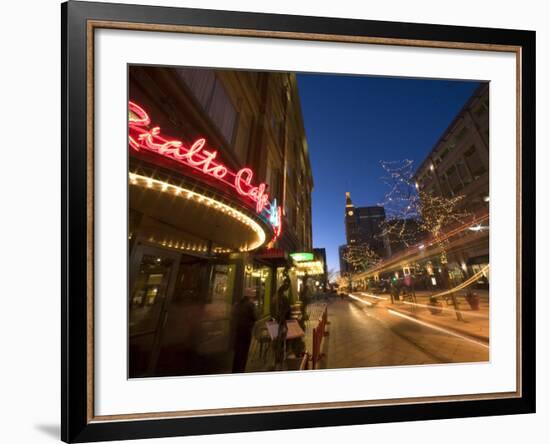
[61,1,535,442]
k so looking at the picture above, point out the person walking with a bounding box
[231,288,257,373]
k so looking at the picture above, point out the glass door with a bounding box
[155,258,237,376]
[128,246,179,377]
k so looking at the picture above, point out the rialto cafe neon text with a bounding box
[128,101,282,241]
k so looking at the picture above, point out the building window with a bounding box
[438,176,452,197]
[178,68,216,109]
[271,168,281,201]
[454,126,469,145]
[438,147,450,162]
[475,98,489,119]
[295,202,300,231]
[270,114,284,146]
[287,157,297,192]
[265,157,272,191]
[234,112,250,164]
[456,159,472,185]
[177,69,238,146]
[464,145,486,178]
[445,165,463,194]
[208,80,238,144]
[286,202,294,230]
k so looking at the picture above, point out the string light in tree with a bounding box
[377,159,472,261]
[418,190,471,264]
[341,244,381,273]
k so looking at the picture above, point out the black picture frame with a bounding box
[62,1,536,442]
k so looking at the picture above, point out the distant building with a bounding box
[338,244,351,275]
[344,192,390,258]
[313,248,328,289]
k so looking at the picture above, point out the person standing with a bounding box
[231,288,257,373]
[271,274,291,369]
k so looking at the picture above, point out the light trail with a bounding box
[387,309,489,349]
[347,293,373,306]
[400,300,489,319]
[353,212,489,279]
[356,286,489,319]
[359,292,388,301]
[429,265,489,299]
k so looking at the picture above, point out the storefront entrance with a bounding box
[128,245,179,377]
[129,244,239,377]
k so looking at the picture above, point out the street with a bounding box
[310,295,488,370]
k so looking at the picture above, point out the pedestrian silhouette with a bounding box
[231,288,257,373]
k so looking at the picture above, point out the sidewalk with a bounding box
[303,301,329,356]
[358,290,489,343]
[245,300,328,373]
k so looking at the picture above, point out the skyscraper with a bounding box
[343,192,389,258]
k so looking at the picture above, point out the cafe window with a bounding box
[244,264,272,316]
[129,253,175,353]
[208,264,236,308]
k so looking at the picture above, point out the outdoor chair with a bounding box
[251,320,271,363]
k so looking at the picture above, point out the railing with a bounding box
[311,304,329,369]
[299,352,310,370]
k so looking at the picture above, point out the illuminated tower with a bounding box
[344,192,358,244]
[343,191,390,258]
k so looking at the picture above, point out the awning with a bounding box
[129,173,271,252]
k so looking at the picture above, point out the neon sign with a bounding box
[128,101,282,241]
[290,252,314,262]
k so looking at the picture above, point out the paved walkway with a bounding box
[320,299,438,369]
[245,293,489,373]
[358,290,489,342]
[342,295,489,365]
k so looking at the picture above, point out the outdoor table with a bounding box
[264,320,305,369]
[265,319,305,340]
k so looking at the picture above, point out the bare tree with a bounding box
[378,159,471,255]
[378,159,473,320]
[326,268,339,284]
[376,160,423,247]
[341,244,381,273]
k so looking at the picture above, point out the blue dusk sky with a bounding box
[296,74,481,273]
